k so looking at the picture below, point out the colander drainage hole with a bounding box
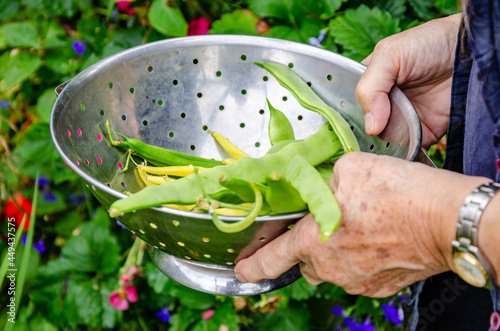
[173,80,178,85]
[142,120,148,126]
[197,92,202,98]
[241,89,246,95]
[180,113,186,118]
[259,109,264,115]
[121,182,126,188]
[193,59,198,64]
[369,144,375,151]
[100,109,104,116]
[255,142,260,147]
[240,123,245,128]
[263,76,268,81]
[386,142,391,148]
[307,82,312,87]
[216,71,221,77]
[282,96,287,101]
[121,115,127,121]
[117,162,123,169]
[202,125,208,131]
[80,104,85,110]
[158,99,163,105]
[169,132,174,138]
[327,74,333,81]
[288,62,294,68]
[298,115,303,121]
[190,145,195,150]
[259,237,266,241]
[129,87,134,94]
[350,125,354,131]
[340,100,346,108]
[109,82,113,88]
[148,66,153,72]
[219,105,224,111]
[241,55,246,61]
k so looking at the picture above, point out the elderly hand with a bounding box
[356,14,461,148]
[234,153,488,297]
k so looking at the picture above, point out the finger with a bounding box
[355,51,397,136]
[234,226,300,284]
[360,52,373,66]
[299,262,323,286]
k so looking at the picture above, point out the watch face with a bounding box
[453,252,488,287]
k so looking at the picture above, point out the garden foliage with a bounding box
[0,0,457,330]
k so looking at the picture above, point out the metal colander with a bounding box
[50,35,422,296]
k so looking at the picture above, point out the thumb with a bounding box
[234,226,300,284]
[355,51,397,136]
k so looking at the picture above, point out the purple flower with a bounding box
[69,193,86,206]
[0,100,10,109]
[116,220,127,229]
[37,174,50,187]
[156,306,171,323]
[343,317,358,331]
[21,235,46,254]
[331,304,344,316]
[33,238,46,254]
[72,40,86,55]
[43,191,57,202]
[381,300,403,326]
[308,29,327,48]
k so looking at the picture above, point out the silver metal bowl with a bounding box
[50,35,421,296]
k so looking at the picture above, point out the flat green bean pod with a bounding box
[267,99,295,146]
[109,122,340,217]
[254,62,360,153]
[265,172,306,214]
[285,155,341,241]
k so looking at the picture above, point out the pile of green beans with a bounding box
[108,62,359,241]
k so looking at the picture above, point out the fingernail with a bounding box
[364,112,374,133]
[235,272,248,283]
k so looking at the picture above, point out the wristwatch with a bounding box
[452,182,500,288]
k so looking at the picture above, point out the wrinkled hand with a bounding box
[234,153,486,297]
[356,14,461,148]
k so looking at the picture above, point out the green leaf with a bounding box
[209,9,259,35]
[190,302,240,331]
[171,285,216,310]
[0,22,40,48]
[248,0,291,20]
[434,0,460,15]
[289,277,317,301]
[148,0,187,37]
[76,16,109,53]
[36,88,57,123]
[408,0,437,21]
[61,215,120,274]
[43,20,67,49]
[169,306,201,331]
[0,0,19,21]
[264,18,322,44]
[320,0,347,16]
[145,261,174,294]
[258,301,310,331]
[54,211,84,236]
[329,5,401,61]
[0,51,41,96]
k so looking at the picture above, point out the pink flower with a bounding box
[201,308,215,320]
[116,1,135,15]
[109,285,138,310]
[188,17,210,36]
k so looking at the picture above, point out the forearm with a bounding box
[478,192,500,285]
